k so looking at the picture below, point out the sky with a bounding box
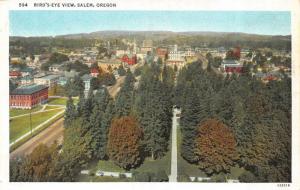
[9,11,291,36]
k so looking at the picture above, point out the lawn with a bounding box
[132,150,171,175]
[9,109,64,143]
[48,97,68,105]
[48,97,79,105]
[97,160,125,172]
[78,143,171,182]
[9,105,42,117]
[76,175,132,182]
[44,105,65,110]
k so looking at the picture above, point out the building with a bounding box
[57,76,68,86]
[90,68,100,77]
[115,50,130,57]
[81,74,92,98]
[98,59,123,72]
[10,84,48,109]
[34,74,59,88]
[20,68,34,77]
[156,48,168,61]
[221,60,244,74]
[49,64,63,72]
[9,71,22,79]
[20,75,34,86]
[166,45,186,69]
[184,48,195,57]
[140,40,153,54]
[121,54,137,65]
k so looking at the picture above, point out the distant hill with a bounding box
[54,30,291,41]
[10,30,291,53]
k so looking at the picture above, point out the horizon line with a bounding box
[9,30,292,38]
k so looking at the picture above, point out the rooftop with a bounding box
[11,84,48,95]
[35,74,59,80]
[81,74,92,81]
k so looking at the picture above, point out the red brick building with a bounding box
[121,54,137,65]
[225,65,244,73]
[10,84,48,109]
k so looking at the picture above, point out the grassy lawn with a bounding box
[228,166,246,179]
[97,160,125,172]
[48,97,79,105]
[78,140,171,182]
[48,97,68,105]
[9,105,42,117]
[132,150,171,175]
[44,105,65,110]
[10,109,63,143]
[76,175,132,182]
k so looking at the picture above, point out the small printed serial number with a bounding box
[277,184,290,187]
[19,3,28,7]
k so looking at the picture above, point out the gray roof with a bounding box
[21,75,33,80]
[222,60,239,65]
[11,84,48,95]
[36,74,59,80]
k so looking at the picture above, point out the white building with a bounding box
[166,44,186,69]
[49,64,62,72]
[34,74,59,88]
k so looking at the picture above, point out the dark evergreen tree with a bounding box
[114,70,135,117]
[64,97,77,127]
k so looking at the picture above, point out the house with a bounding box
[90,68,99,77]
[20,68,34,77]
[121,54,137,65]
[57,76,68,86]
[9,71,22,79]
[49,64,63,72]
[20,75,34,86]
[220,60,244,73]
[115,49,130,57]
[10,84,48,109]
[34,74,59,88]
[156,48,168,61]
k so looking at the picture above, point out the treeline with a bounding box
[160,34,291,50]
[10,37,97,56]
[10,63,175,181]
[175,61,291,182]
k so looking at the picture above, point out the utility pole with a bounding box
[30,108,32,136]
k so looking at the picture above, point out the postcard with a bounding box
[0,0,299,190]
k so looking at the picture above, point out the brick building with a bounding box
[121,54,137,65]
[10,84,48,109]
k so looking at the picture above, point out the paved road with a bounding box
[169,108,180,182]
[10,118,65,159]
[107,76,125,98]
[106,63,143,98]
